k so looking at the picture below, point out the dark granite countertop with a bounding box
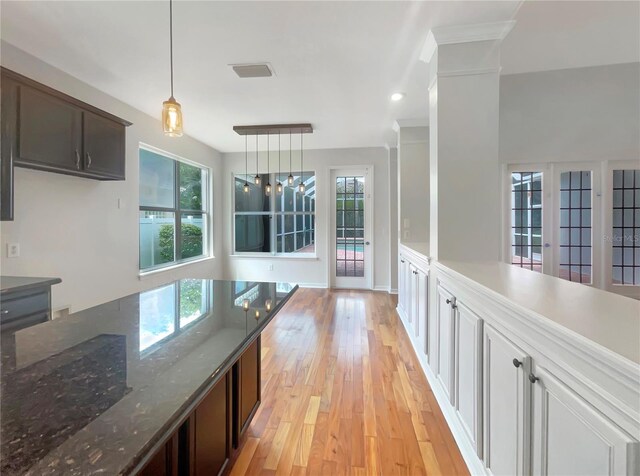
[0,276,62,295]
[0,279,297,475]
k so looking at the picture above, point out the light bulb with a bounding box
[265,183,272,196]
[265,299,272,312]
[299,182,306,194]
[162,97,183,137]
[276,182,283,194]
[255,310,260,319]
[243,182,250,193]
[242,299,250,310]
[254,175,261,186]
[287,174,294,185]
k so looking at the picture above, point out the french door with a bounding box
[330,168,373,289]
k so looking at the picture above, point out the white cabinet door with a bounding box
[417,268,429,357]
[483,324,529,476]
[531,365,639,476]
[436,284,455,404]
[455,301,483,457]
[398,255,408,318]
[410,264,422,340]
[409,264,417,328]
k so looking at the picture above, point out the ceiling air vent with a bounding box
[231,63,274,78]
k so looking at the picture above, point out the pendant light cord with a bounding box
[256,134,259,176]
[267,134,270,176]
[278,132,281,176]
[301,131,304,184]
[245,135,248,181]
[169,0,174,98]
[289,130,292,174]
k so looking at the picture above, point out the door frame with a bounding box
[327,165,374,289]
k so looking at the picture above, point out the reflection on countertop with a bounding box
[0,279,297,475]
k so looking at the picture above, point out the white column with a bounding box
[422,21,514,262]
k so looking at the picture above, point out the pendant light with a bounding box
[287,130,294,186]
[265,134,272,196]
[162,0,183,137]
[276,132,283,194]
[243,135,250,193]
[298,131,306,194]
[254,134,261,186]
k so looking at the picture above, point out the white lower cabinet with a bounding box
[454,301,483,457]
[483,324,529,476]
[531,365,639,476]
[436,284,455,403]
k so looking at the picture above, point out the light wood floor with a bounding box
[229,288,469,476]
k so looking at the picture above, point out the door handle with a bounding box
[86,152,92,168]
[75,150,81,169]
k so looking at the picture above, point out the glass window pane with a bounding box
[235,214,271,252]
[140,149,175,208]
[612,169,640,285]
[235,174,270,212]
[180,213,204,259]
[139,211,175,270]
[179,162,204,210]
[511,171,542,272]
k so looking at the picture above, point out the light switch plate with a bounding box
[7,243,20,258]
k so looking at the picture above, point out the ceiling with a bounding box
[1,1,637,152]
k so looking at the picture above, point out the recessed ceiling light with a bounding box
[391,92,405,101]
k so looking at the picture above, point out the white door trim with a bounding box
[327,165,374,289]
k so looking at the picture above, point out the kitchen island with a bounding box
[0,279,298,475]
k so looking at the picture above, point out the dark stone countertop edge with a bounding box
[0,276,62,295]
[125,284,299,476]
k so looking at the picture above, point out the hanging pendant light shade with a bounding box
[254,134,261,186]
[243,135,250,193]
[298,132,306,194]
[276,132,283,194]
[265,134,272,196]
[287,130,294,186]
[162,0,183,137]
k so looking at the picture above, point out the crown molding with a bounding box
[420,20,516,63]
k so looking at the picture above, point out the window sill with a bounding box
[138,256,215,280]
[229,253,319,261]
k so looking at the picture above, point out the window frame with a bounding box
[231,171,317,257]
[138,144,211,273]
[503,160,639,298]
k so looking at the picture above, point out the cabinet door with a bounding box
[409,264,417,327]
[234,338,261,446]
[403,259,412,319]
[531,366,639,476]
[436,284,455,403]
[454,301,483,456]
[417,269,429,357]
[17,84,82,172]
[398,256,407,316]
[194,372,231,476]
[1,75,17,221]
[83,111,126,179]
[483,324,529,476]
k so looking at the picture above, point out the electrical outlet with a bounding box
[7,243,20,258]
[403,218,410,229]
[403,230,410,239]
[267,264,274,271]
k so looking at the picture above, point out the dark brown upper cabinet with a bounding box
[1,74,17,220]
[1,67,131,183]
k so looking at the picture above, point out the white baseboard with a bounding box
[299,283,329,289]
[395,309,487,476]
[389,288,398,295]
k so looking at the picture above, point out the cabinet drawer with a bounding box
[1,291,49,321]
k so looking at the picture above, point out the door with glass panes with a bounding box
[331,168,372,289]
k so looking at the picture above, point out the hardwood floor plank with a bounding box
[228,288,468,476]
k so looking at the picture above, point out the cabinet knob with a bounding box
[401,260,405,263]
[86,153,92,168]
[529,373,539,384]
[512,358,522,368]
[75,150,81,170]
[445,299,451,304]
[1,309,8,314]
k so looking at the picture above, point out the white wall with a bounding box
[0,43,224,313]
[397,126,429,244]
[388,146,398,292]
[500,62,640,164]
[222,147,392,290]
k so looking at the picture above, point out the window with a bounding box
[612,169,640,285]
[336,175,365,277]
[139,147,209,271]
[511,171,543,272]
[234,172,316,255]
[559,171,592,283]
